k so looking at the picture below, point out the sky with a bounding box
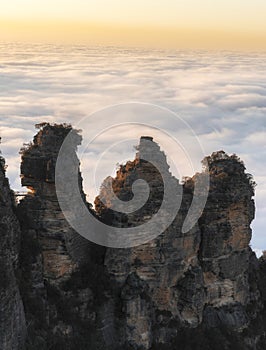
[0,43,265,255]
[1,0,266,49]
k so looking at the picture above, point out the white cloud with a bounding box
[0,43,265,250]
[253,248,263,258]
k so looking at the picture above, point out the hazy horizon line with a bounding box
[1,20,266,51]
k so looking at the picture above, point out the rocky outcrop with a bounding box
[17,124,106,349]
[19,123,90,280]
[0,155,26,349]
[95,136,204,348]
[198,152,260,329]
[0,123,265,349]
[95,141,261,349]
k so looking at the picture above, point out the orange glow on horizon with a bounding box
[1,19,266,51]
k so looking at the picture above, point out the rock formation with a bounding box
[198,152,260,328]
[95,136,204,348]
[0,123,266,350]
[17,123,107,349]
[0,155,26,349]
[95,139,262,349]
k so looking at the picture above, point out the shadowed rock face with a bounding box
[1,124,266,350]
[16,124,106,348]
[95,144,261,349]
[95,137,204,348]
[0,156,26,350]
[19,123,90,280]
[198,152,259,329]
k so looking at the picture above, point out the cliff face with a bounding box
[17,124,108,349]
[19,123,90,281]
[95,139,262,349]
[0,123,266,350]
[0,156,26,349]
[198,152,260,328]
[95,137,204,348]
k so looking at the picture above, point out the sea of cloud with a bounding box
[0,42,265,253]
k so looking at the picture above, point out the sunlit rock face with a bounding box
[0,155,26,350]
[1,123,265,350]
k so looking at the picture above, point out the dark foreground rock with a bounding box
[0,155,26,349]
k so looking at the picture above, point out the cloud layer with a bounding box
[0,42,265,252]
